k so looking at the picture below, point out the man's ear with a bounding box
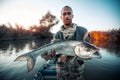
[72,14,74,18]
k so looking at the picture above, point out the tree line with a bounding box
[0,12,59,41]
[89,28,120,46]
[89,28,120,55]
[0,11,120,49]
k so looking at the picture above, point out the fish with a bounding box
[14,40,101,72]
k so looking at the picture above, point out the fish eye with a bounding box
[85,48,90,51]
[80,44,84,47]
[81,45,83,47]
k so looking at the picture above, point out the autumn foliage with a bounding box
[89,31,109,47]
[89,29,120,49]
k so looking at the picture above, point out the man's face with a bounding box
[61,7,73,26]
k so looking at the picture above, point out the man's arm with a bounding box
[83,31,91,42]
[51,31,62,43]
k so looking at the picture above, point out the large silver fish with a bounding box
[14,40,101,71]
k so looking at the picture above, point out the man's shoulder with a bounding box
[76,26,87,31]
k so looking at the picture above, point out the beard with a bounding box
[64,19,72,26]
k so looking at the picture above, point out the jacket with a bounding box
[54,24,90,42]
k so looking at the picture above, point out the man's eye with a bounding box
[67,12,71,15]
[63,13,66,16]
[62,12,71,16]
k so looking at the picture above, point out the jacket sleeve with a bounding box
[76,26,90,42]
[54,32,61,39]
[83,29,90,42]
[51,31,63,43]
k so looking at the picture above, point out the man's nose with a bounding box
[64,14,70,19]
[65,14,69,17]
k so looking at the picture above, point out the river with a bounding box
[0,39,120,80]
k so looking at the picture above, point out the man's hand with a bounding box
[51,39,61,43]
[41,49,56,60]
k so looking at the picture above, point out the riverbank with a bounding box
[0,36,51,42]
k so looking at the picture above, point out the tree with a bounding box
[37,11,59,38]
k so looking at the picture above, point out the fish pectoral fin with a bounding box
[27,57,36,72]
[14,54,36,72]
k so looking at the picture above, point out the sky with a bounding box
[0,0,120,33]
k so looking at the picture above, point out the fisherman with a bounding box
[42,6,90,80]
[13,6,100,80]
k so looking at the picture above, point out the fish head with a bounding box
[74,41,101,59]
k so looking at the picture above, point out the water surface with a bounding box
[0,39,120,80]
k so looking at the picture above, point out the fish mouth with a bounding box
[92,51,102,58]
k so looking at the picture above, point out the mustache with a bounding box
[65,18,70,20]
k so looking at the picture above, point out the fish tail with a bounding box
[14,54,36,72]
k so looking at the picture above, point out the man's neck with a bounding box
[64,24,72,29]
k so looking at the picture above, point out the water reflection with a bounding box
[0,38,51,80]
[0,39,120,80]
[84,48,120,80]
[0,39,51,56]
[105,43,120,56]
[91,40,120,57]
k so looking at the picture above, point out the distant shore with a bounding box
[0,36,47,42]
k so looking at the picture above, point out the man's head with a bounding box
[60,6,74,28]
